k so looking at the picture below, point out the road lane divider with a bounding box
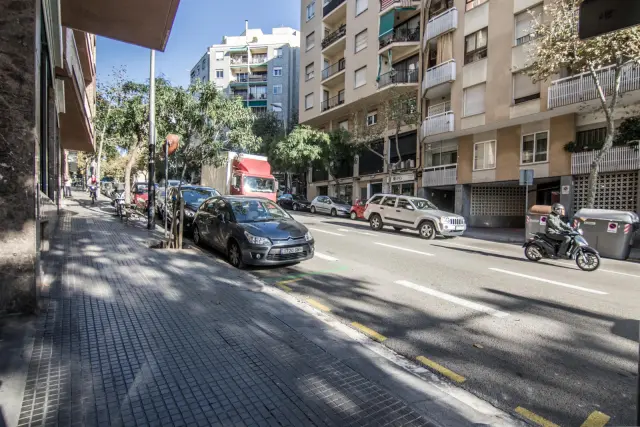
[315,252,339,262]
[351,322,387,342]
[395,280,509,318]
[309,227,344,236]
[600,269,640,279]
[375,243,434,257]
[416,356,465,383]
[580,411,610,427]
[515,407,559,427]
[489,268,608,295]
[307,298,331,312]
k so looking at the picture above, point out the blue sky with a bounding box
[97,0,300,88]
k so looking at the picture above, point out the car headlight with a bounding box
[304,231,313,242]
[244,230,271,245]
[441,217,450,224]
[185,210,195,217]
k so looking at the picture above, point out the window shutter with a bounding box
[355,30,367,52]
[464,84,486,116]
[513,72,540,100]
[355,67,367,87]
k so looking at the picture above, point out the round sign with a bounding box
[163,134,180,157]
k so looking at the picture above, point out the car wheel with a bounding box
[293,203,298,211]
[331,208,337,217]
[350,211,357,220]
[419,221,436,240]
[370,214,383,231]
[310,206,316,214]
[193,225,201,246]
[228,240,244,269]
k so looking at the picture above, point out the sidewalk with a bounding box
[1,193,520,427]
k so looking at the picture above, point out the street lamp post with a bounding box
[147,49,156,230]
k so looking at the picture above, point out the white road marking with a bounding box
[440,242,504,254]
[315,252,339,262]
[355,231,375,236]
[395,280,509,318]
[489,268,608,295]
[337,227,375,236]
[337,228,350,232]
[374,243,434,257]
[309,228,344,236]
[600,269,640,279]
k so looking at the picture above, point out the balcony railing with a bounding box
[422,164,457,187]
[230,56,248,65]
[380,0,416,12]
[422,111,454,137]
[321,24,347,49]
[465,0,488,12]
[379,27,420,49]
[232,92,268,101]
[321,92,345,112]
[378,68,419,89]
[423,60,456,92]
[250,56,267,64]
[322,58,346,80]
[323,0,346,16]
[249,74,268,82]
[548,63,640,109]
[427,101,451,116]
[425,8,458,41]
[571,146,640,175]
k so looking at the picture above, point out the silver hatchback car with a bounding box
[310,196,351,217]
[363,194,466,239]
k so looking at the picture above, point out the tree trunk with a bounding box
[124,141,143,203]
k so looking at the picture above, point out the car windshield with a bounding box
[244,176,275,193]
[230,199,290,223]
[182,189,219,206]
[411,198,438,210]
[135,184,148,193]
[292,194,308,201]
[329,197,347,204]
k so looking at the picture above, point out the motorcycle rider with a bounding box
[545,203,573,258]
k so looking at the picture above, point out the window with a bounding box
[354,66,367,88]
[474,140,496,170]
[368,195,384,204]
[356,0,368,15]
[465,0,488,12]
[355,30,368,53]
[367,111,377,126]
[274,48,283,58]
[306,32,315,51]
[305,93,314,110]
[465,28,488,64]
[273,84,283,94]
[382,196,397,207]
[215,51,224,61]
[575,127,607,151]
[305,63,314,81]
[463,83,486,116]
[397,198,413,209]
[215,69,224,79]
[515,5,542,45]
[306,1,315,21]
[339,120,348,130]
[273,67,283,76]
[521,131,548,164]
[513,72,540,104]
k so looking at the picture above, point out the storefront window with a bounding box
[391,182,415,196]
[337,184,353,204]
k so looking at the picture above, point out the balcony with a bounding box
[548,63,640,109]
[422,111,454,137]
[571,146,640,175]
[321,24,347,50]
[321,92,345,112]
[425,8,458,42]
[250,55,268,65]
[378,68,419,89]
[230,56,248,66]
[379,26,420,50]
[380,0,419,13]
[323,0,346,17]
[422,164,457,187]
[231,74,267,85]
[322,58,345,82]
[422,60,456,98]
[427,100,451,116]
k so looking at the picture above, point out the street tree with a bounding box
[350,105,390,191]
[271,125,328,191]
[385,89,421,168]
[321,128,362,198]
[526,0,640,207]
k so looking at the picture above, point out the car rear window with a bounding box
[368,195,384,205]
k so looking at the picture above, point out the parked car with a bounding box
[350,199,366,220]
[155,186,168,217]
[192,196,314,268]
[131,183,149,211]
[278,193,311,211]
[165,185,220,231]
[310,196,351,217]
[363,194,466,239]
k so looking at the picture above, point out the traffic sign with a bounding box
[519,169,534,186]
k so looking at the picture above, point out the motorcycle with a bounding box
[88,185,97,204]
[114,191,126,219]
[523,227,601,271]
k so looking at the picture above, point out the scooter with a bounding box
[114,191,126,219]
[88,185,97,204]
[523,227,601,271]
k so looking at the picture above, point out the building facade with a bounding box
[0,0,180,313]
[190,26,301,128]
[300,0,640,225]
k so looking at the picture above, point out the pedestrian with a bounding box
[64,175,72,198]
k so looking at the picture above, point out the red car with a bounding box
[132,183,149,211]
[350,199,366,220]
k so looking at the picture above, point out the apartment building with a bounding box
[421,0,640,227]
[0,0,180,313]
[300,0,423,203]
[190,26,300,127]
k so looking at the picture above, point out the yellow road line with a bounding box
[275,283,292,292]
[416,356,466,383]
[351,322,387,342]
[580,411,610,427]
[307,298,331,312]
[276,278,303,286]
[515,407,560,427]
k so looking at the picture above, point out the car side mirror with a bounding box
[406,205,414,211]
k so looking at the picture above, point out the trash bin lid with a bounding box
[528,205,551,215]
[574,208,637,223]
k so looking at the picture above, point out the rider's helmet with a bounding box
[551,203,565,216]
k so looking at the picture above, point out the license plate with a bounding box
[455,225,465,231]
[280,246,303,254]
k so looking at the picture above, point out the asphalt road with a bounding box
[199,210,640,427]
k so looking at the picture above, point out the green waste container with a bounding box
[573,209,639,260]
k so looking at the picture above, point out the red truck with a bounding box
[200,152,277,202]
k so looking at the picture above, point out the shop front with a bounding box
[390,172,416,196]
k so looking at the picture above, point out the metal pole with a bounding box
[147,49,156,230]
[164,139,169,237]
[525,183,529,241]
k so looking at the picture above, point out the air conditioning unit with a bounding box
[408,159,415,168]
